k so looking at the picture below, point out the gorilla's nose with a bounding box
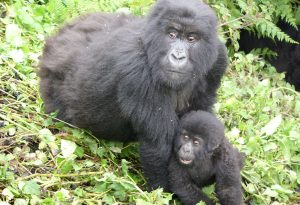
[171,51,186,61]
[183,146,191,153]
[169,50,187,67]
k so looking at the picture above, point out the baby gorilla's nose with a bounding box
[183,146,191,153]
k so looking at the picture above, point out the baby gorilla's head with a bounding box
[175,111,225,166]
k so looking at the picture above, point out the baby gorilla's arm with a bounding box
[215,143,243,205]
[168,157,213,205]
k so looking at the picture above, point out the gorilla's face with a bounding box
[175,129,205,166]
[175,111,225,166]
[159,25,198,85]
[143,0,219,89]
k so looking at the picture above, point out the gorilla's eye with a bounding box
[193,140,200,145]
[187,34,198,43]
[169,31,178,39]
[183,135,189,140]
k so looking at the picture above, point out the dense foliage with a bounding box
[0,0,299,204]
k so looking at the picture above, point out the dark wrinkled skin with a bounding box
[168,111,244,205]
[39,0,227,190]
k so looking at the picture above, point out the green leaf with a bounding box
[58,159,74,174]
[263,142,277,152]
[110,146,122,153]
[294,100,300,113]
[271,184,293,194]
[16,8,43,32]
[41,198,56,205]
[39,128,56,142]
[74,187,86,197]
[97,146,106,157]
[61,139,77,158]
[103,195,114,204]
[14,198,27,205]
[55,188,70,201]
[5,24,23,47]
[246,183,256,194]
[263,188,278,198]
[8,49,25,63]
[261,115,282,136]
[86,139,98,155]
[2,188,14,200]
[93,182,107,193]
[136,199,153,205]
[121,159,129,175]
[22,180,40,196]
[8,127,16,136]
[74,146,84,158]
[113,189,126,201]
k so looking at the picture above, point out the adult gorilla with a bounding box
[39,0,227,190]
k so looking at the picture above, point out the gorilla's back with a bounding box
[38,13,139,140]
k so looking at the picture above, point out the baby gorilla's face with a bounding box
[176,129,204,166]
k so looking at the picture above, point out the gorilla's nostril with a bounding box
[171,52,186,61]
[171,53,178,60]
[178,56,186,60]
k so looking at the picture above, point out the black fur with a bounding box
[238,20,300,91]
[39,0,227,190]
[168,111,243,205]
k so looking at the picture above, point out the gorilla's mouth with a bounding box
[179,158,193,165]
[166,69,186,75]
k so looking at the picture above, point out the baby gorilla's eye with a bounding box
[193,140,200,145]
[183,135,189,140]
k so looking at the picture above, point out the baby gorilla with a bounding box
[168,111,243,205]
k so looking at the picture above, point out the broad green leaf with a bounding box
[75,146,84,158]
[8,127,16,136]
[22,180,40,196]
[261,115,282,136]
[93,182,107,193]
[61,139,77,158]
[2,188,14,200]
[263,188,278,198]
[74,187,86,197]
[196,202,207,205]
[58,159,74,174]
[39,128,56,142]
[5,24,23,47]
[8,49,24,63]
[55,188,70,201]
[271,185,293,194]
[110,146,122,153]
[136,199,153,205]
[294,100,300,114]
[263,142,277,152]
[246,183,256,194]
[14,199,27,205]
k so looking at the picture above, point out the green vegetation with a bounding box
[0,0,299,204]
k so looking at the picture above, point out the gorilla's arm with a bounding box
[189,43,228,112]
[117,68,178,189]
[215,142,243,205]
[168,157,214,205]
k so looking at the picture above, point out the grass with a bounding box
[0,0,300,204]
